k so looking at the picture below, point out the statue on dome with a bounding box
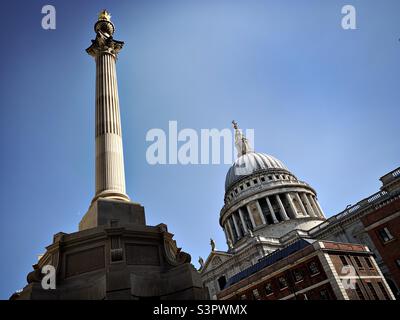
[232,120,252,158]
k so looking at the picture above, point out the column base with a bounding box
[92,190,131,204]
[79,198,146,231]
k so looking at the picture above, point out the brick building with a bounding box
[310,167,400,297]
[217,239,395,300]
[361,196,400,294]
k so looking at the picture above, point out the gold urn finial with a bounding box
[98,9,111,21]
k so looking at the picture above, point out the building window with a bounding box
[217,276,227,291]
[275,175,279,180]
[246,182,250,187]
[240,185,244,191]
[308,262,320,275]
[364,257,374,269]
[367,282,379,300]
[319,289,330,300]
[278,277,288,289]
[355,283,365,300]
[234,189,238,194]
[354,256,364,269]
[377,282,391,300]
[339,255,348,266]
[268,176,272,180]
[292,269,304,282]
[252,289,261,300]
[265,283,273,296]
[253,179,258,184]
[261,177,266,182]
[377,227,394,243]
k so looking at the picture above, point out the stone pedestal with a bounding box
[12,200,206,300]
[79,199,146,231]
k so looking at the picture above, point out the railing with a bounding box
[380,166,400,186]
[309,188,400,235]
[392,168,400,177]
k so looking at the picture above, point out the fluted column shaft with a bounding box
[286,193,299,218]
[295,193,308,216]
[238,208,249,234]
[246,204,257,229]
[223,226,231,247]
[93,53,129,202]
[275,194,290,221]
[265,197,279,223]
[301,192,316,217]
[256,200,267,225]
[312,196,325,218]
[232,213,242,238]
[308,194,321,218]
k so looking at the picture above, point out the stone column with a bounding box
[285,193,299,218]
[229,217,238,241]
[238,208,248,234]
[275,194,290,221]
[312,196,325,218]
[232,213,242,238]
[301,193,316,217]
[307,194,320,218]
[255,200,267,225]
[223,227,231,247]
[265,197,279,224]
[225,221,235,243]
[295,193,308,216]
[87,15,130,203]
[246,204,257,229]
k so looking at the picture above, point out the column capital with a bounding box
[87,33,124,58]
[87,11,124,58]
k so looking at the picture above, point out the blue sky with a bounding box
[0,0,399,299]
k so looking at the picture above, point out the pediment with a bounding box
[200,251,232,274]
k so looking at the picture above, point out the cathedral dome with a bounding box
[225,152,288,192]
[219,121,325,252]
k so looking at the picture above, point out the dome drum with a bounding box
[224,168,299,206]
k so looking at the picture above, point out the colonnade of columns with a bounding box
[223,192,324,245]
